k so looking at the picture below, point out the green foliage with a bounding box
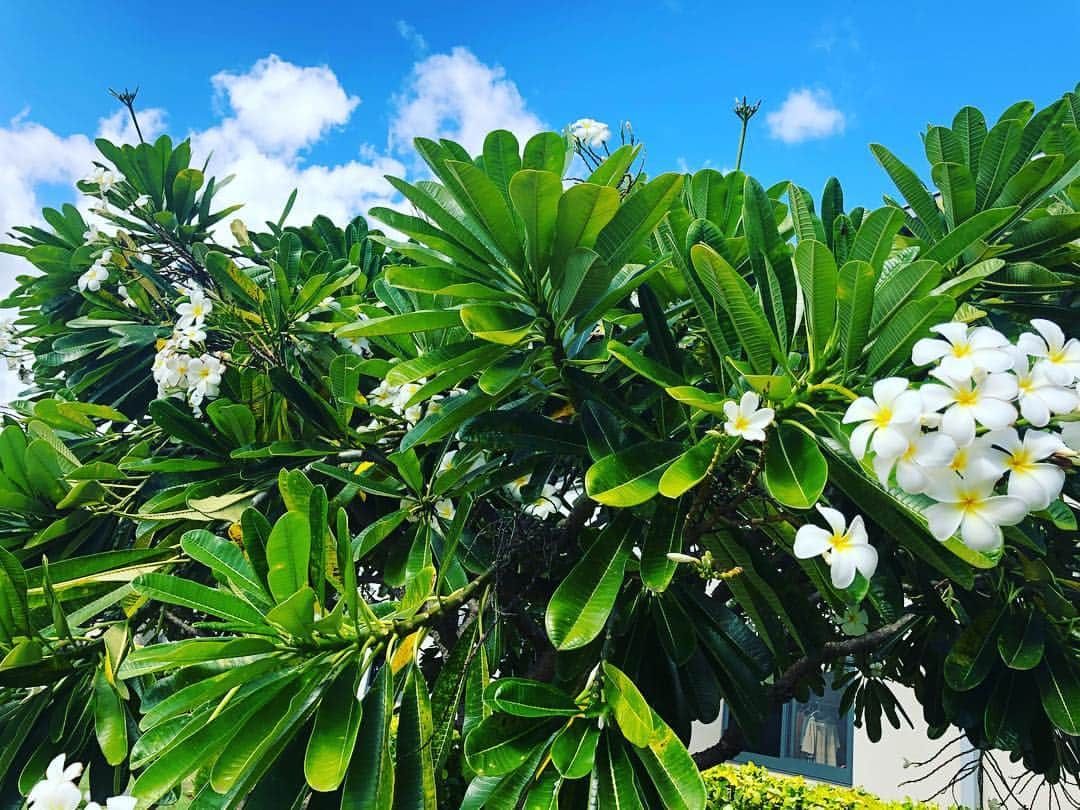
[0,86,1077,808]
[703,763,964,810]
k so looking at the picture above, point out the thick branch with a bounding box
[692,613,916,771]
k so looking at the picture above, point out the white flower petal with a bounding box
[925,502,964,540]
[829,553,857,589]
[960,514,1003,551]
[816,505,847,536]
[794,525,833,559]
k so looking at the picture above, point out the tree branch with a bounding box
[692,613,916,771]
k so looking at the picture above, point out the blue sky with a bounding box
[1,1,1077,240]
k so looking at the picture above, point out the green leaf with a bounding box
[602,662,654,747]
[944,609,1003,691]
[509,170,561,275]
[487,678,580,717]
[792,239,837,364]
[133,573,265,624]
[742,176,796,353]
[998,608,1045,670]
[304,663,363,792]
[1036,646,1080,736]
[180,529,268,604]
[551,720,599,779]
[464,714,555,777]
[444,159,526,268]
[607,340,684,388]
[545,513,632,650]
[266,511,310,603]
[866,295,956,375]
[594,173,682,271]
[931,162,977,227]
[586,441,683,507]
[631,710,706,810]
[870,259,942,333]
[640,497,684,592]
[690,243,783,375]
[94,665,128,765]
[870,143,945,240]
[396,666,438,809]
[483,130,522,202]
[659,436,721,498]
[851,207,904,272]
[836,259,876,377]
[459,303,535,345]
[550,184,620,282]
[921,206,1016,267]
[954,108,988,173]
[762,423,827,510]
[523,131,567,174]
[594,736,645,809]
[342,663,395,808]
[336,309,463,338]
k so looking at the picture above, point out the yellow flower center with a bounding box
[949,448,968,473]
[733,415,750,431]
[1006,449,1034,473]
[1049,348,1067,363]
[954,389,978,407]
[902,442,918,462]
[872,407,893,428]
[958,491,980,514]
[1017,375,1034,394]
[828,531,852,552]
[950,342,972,358]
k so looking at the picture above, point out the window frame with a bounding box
[721,691,856,786]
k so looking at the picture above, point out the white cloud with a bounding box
[190,56,402,230]
[208,55,359,156]
[396,20,427,54]
[390,47,544,157]
[766,89,846,144]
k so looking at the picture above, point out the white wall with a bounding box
[691,687,1060,809]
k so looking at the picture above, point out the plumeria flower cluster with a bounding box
[77,249,111,294]
[152,285,226,416]
[27,753,135,810]
[843,320,1078,552]
[569,118,612,148]
[722,391,775,442]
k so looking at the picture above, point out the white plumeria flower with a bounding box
[433,498,456,522]
[90,197,109,214]
[843,377,923,459]
[164,353,192,388]
[982,428,1067,511]
[27,754,83,810]
[132,194,151,208]
[722,391,775,442]
[569,118,611,148]
[919,369,1018,446]
[935,432,1001,480]
[368,379,400,409]
[1017,319,1080,385]
[872,426,956,494]
[174,324,206,349]
[338,335,371,357]
[82,224,101,242]
[176,289,212,327]
[923,472,1027,551]
[793,505,878,589]
[506,472,531,500]
[524,482,562,520]
[187,355,224,397]
[117,285,137,308]
[911,322,1012,378]
[85,167,117,194]
[77,263,109,293]
[1007,346,1078,427]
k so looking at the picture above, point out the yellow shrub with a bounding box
[704,762,966,810]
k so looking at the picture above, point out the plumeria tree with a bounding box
[0,86,1077,809]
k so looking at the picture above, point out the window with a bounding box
[722,677,855,785]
